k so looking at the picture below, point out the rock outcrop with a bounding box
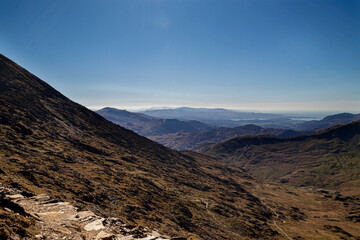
[0,184,171,240]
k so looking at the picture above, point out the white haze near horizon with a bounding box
[88,101,360,115]
[88,103,360,121]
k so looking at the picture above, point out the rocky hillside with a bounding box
[1,54,360,239]
[203,120,360,189]
[0,54,284,239]
[0,183,171,239]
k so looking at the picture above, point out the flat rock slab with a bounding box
[30,194,50,201]
[84,219,105,231]
[1,186,173,240]
[43,202,70,207]
[115,236,135,240]
[96,231,113,240]
[67,210,96,221]
[37,211,65,216]
[5,194,25,200]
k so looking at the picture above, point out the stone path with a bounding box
[1,185,172,240]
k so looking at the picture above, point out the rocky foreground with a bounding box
[0,184,178,240]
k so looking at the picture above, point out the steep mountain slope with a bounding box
[1,54,360,239]
[0,56,268,239]
[96,107,215,136]
[295,112,360,131]
[204,120,360,189]
[0,54,290,239]
[149,124,303,151]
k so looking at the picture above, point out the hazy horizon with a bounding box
[90,102,360,115]
[1,0,359,113]
[92,105,354,118]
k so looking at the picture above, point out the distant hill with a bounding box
[96,107,215,136]
[203,120,360,188]
[295,112,360,131]
[150,124,304,151]
[139,107,286,127]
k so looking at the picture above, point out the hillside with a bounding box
[96,107,215,136]
[204,120,360,189]
[1,54,360,239]
[149,124,302,151]
[295,113,360,131]
[0,54,279,239]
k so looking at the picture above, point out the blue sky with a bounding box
[1,0,359,113]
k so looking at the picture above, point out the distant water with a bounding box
[289,117,323,121]
[285,113,330,121]
[231,113,328,122]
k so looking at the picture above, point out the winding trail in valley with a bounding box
[175,192,244,239]
[269,207,293,240]
[190,197,244,239]
[251,185,293,240]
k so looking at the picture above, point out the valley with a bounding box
[98,107,360,151]
[2,1,359,239]
[0,54,359,239]
[203,120,360,189]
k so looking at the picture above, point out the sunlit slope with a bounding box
[204,120,360,188]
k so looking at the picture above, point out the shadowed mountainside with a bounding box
[203,120,360,189]
[1,54,360,239]
[149,124,303,151]
[96,107,215,136]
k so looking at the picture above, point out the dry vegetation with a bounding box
[204,122,360,189]
[1,54,360,239]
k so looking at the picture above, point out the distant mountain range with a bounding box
[295,112,360,131]
[140,107,360,129]
[2,54,360,239]
[138,107,282,120]
[138,107,287,127]
[96,107,215,136]
[97,108,307,150]
[98,107,360,151]
[0,53,309,239]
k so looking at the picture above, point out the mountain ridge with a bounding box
[96,107,215,136]
[295,112,360,131]
[203,119,360,188]
[1,54,360,239]
[149,124,304,151]
[0,53,281,239]
[138,107,284,127]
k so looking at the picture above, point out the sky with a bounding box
[1,0,359,113]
